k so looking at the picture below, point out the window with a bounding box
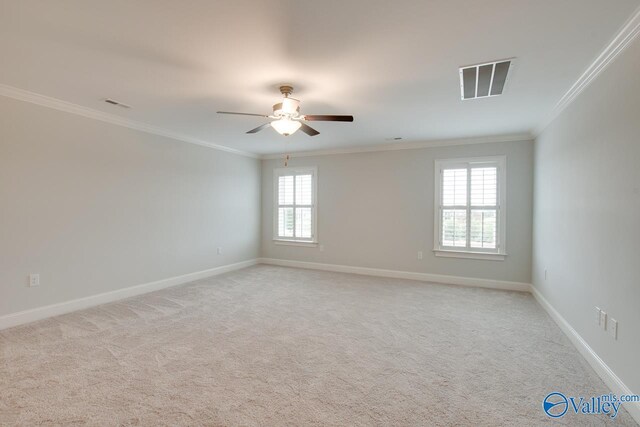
[274,167,317,245]
[434,156,506,260]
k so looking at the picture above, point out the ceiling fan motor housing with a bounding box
[273,98,300,118]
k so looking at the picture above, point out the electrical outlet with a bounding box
[216,247,222,255]
[417,251,423,260]
[29,273,40,287]
[608,318,618,340]
[595,307,601,326]
[600,310,607,330]
[319,244,324,252]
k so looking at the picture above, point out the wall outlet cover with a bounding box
[29,273,40,287]
[608,318,618,339]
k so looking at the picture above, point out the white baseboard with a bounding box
[0,259,258,331]
[531,286,640,424]
[257,258,531,292]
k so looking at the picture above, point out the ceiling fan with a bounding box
[217,85,354,137]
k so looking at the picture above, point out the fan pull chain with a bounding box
[284,154,290,167]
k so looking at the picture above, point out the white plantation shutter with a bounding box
[274,168,317,242]
[470,168,497,206]
[295,207,312,238]
[470,167,497,249]
[435,157,505,257]
[441,168,468,247]
[278,207,294,237]
[294,174,313,239]
[442,168,467,206]
[279,175,294,205]
[295,175,312,205]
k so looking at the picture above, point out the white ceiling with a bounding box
[1,0,638,155]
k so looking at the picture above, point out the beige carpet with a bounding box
[0,265,636,426]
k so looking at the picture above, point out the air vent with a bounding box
[104,98,131,109]
[459,59,512,100]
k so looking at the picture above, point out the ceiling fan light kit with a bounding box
[217,85,354,138]
[271,118,302,136]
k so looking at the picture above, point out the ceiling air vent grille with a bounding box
[459,60,512,100]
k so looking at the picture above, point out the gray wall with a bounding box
[262,140,533,284]
[0,96,261,317]
[533,38,640,393]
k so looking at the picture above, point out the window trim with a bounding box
[433,156,507,261]
[273,166,318,244]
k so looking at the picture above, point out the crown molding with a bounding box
[259,133,533,159]
[534,5,640,137]
[0,83,259,159]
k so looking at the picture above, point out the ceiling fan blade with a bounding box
[299,122,320,136]
[217,111,269,118]
[303,115,354,122]
[246,123,272,134]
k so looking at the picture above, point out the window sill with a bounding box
[433,249,506,261]
[274,240,318,247]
